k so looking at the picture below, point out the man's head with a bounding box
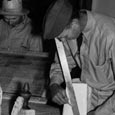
[3,15,24,26]
[0,0,29,26]
[58,11,87,41]
[58,19,81,40]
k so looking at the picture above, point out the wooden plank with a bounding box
[0,49,49,58]
[3,93,47,104]
[63,83,88,115]
[55,38,80,115]
[11,96,24,115]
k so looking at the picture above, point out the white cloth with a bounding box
[63,83,91,115]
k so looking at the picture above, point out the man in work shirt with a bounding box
[49,10,115,115]
[0,0,43,52]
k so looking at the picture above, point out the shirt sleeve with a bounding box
[50,39,77,86]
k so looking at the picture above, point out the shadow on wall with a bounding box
[23,0,82,35]
[23,0,55,36]
[0,0,2,7]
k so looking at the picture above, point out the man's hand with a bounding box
[50,84,68,105]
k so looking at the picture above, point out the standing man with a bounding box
[50,10,115,115]
[0,0,43,52]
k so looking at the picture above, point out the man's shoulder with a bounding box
[87,10,115,30]
[22,16,31,26]
[89,10,114,22]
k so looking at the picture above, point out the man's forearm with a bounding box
[49,83,62,98]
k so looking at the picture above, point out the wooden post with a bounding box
[0,86,2,115]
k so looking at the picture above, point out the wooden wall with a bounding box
[92,0,115,18]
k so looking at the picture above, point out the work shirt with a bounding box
[0,16,43,52]
[50,10,115,114]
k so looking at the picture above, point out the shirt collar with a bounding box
[82,10,96,40]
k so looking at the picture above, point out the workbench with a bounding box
[1,99,61,115]
[0,50,60,115]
